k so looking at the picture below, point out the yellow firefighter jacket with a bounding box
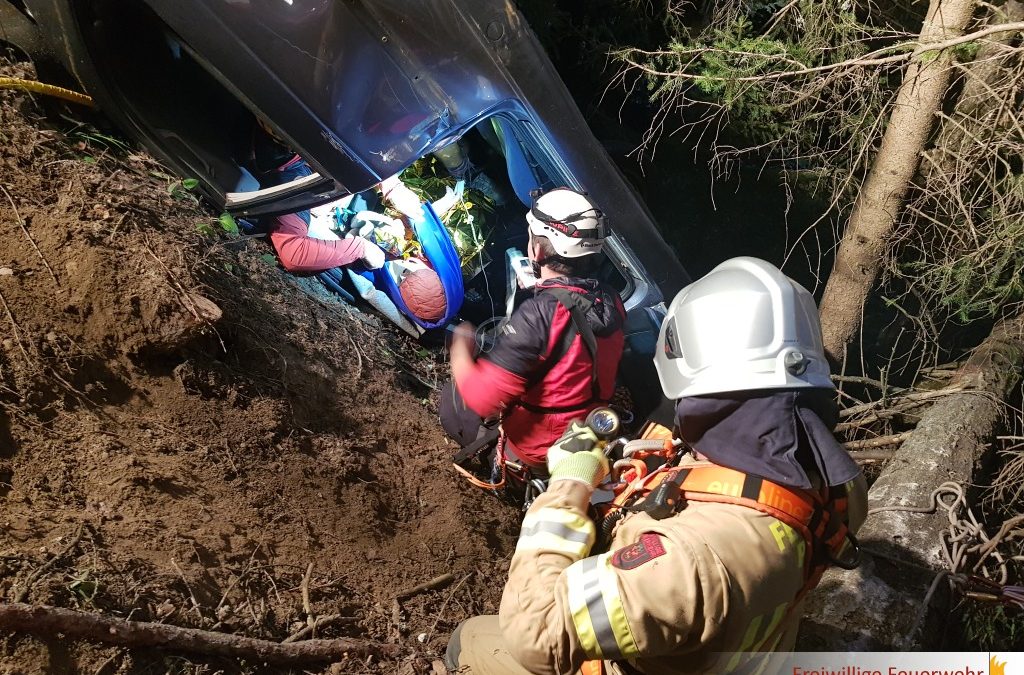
[498,457,866,675]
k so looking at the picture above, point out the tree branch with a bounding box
[0,603,404,664]
[619,21,1024,83]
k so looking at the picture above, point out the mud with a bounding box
[0,63,518,674]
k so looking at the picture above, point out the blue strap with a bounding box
[372,202,464,329]
[316,268,355,304]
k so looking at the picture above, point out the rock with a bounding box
[142,293,223,355]
[0,267,13,276]
[155,600,176,618]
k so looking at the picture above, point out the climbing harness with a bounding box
[591,446,860,659]
[452,425,507,491]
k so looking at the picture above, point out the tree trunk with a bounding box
[818,0,977,363]
[800,311,1024,649]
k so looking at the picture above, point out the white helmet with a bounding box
[525,187,606,258]
[654,257,833,399]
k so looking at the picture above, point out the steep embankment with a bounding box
[0,65,517,674]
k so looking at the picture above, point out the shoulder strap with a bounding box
[522,288,601,406]
[669,464,856,576]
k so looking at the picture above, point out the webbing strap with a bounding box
[675,466,821,525]
[519,288,602,414]
[672,464,844,652]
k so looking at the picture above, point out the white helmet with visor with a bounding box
[654,257,833,399]
[525,187,607,259]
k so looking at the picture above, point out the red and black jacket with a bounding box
[456,277,626,467]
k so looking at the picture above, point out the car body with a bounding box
[2,0,688,413]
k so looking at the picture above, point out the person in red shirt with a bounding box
[264,157,427,274]
[442,188,625,474]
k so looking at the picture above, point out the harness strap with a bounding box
[634,465,847,580]
[591,463,854,668]
[519,287,602,414]
[452,425,500,465]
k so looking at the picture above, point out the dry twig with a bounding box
[171,560,203,618]
[392,573,455,633]
[842,431,913,451]
[848,449,898,462]
[395,573,456,600]
[839,385,965,418]
[12,524,86,603]
[0,183,60,288]
[282,614,359,644]
[301,561,315,628]
[0,287,29,362]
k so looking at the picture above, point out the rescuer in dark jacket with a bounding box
[442,187,625,472]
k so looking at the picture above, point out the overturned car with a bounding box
[1,0,687,420]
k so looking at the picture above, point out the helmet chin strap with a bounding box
[528,232,546,272]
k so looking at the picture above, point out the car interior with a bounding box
[72,0,635,327]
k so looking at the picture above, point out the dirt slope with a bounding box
[0,66,517,674]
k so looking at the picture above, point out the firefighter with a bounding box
[441,187,626,476]
[444,257,869,675]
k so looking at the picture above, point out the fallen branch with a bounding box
[839,385,965,418]
[0,603,404,664]
[842,432,913,451]
[12,524,85,603]
[848,449,898,462]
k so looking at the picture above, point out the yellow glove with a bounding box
[547,421,610,488]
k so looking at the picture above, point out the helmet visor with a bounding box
[662,322,683,360]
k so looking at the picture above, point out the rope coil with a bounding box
[869,481,1024,584]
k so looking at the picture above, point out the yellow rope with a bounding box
[0,77,94,106]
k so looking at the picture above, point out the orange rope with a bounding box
[453,430,506,490]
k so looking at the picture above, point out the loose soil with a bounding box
[0,63,518,674]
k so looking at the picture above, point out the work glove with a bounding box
[547,421,609,489]
[359,238,386,270]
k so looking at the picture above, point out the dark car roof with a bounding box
[142,0,688,301]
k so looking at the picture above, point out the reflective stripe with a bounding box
[567,558,601,657]
[752,603,788,651]
[520,520,592,544]
[516,507,594,558]
[725,614,763,672]
[724,602,790,673]
[566,554,639,660]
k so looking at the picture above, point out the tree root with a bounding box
[0,603,405,664]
